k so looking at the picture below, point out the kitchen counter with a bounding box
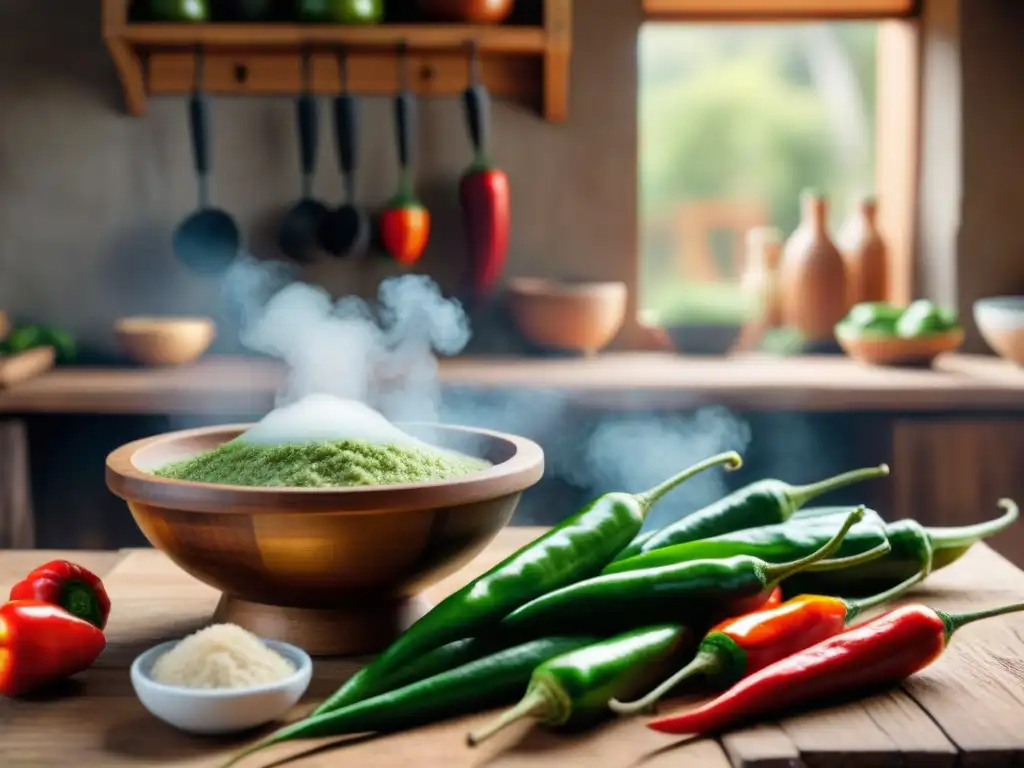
[3,529,1024,766]
[0,353,1023,414]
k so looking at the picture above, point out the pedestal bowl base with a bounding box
[213,594,433,657]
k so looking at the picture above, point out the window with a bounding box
[637,14,919,336]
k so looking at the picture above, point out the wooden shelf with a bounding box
[101,1,572,121]
[1,353,1023,415]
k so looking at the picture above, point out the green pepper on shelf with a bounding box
[842,301,904,335]
[296,0,384,23]
[132,0,211,22]
[895,298,959,338]
[5,324,76,364]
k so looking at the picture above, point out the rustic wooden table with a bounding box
[3,528,1024,767]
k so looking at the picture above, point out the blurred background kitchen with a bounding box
[0,0,1022,562]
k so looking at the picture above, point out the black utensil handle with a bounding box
[333,93,358,196]
[297,94,318,175]
[189,92,211,176]
[462,83,491,158]
[395,90,416,171]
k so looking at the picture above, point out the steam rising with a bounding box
[220,255,752,525]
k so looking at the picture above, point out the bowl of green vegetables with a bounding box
[835,299,962,366]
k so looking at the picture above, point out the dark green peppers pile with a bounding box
[223,453,1018,767]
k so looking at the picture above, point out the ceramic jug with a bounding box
[779,191,849,343]
[839,196,888,305]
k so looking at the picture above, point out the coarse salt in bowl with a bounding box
[130,626,312,735]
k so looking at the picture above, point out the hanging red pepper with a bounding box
[459,41,510,297]
[380,42,430,266]
[0,600,107,697]
[10,559,111,630]
[647,599,1024,736]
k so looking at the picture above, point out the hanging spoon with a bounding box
[172,45,240,275]
[278,46,329,263]
[318,47,369,257]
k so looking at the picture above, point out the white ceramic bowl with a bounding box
[974,297,1024,366]
[130,638,312,735]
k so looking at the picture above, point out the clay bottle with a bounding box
[779,191,849,343]
[839,196,888,305]
[741,226,784,328]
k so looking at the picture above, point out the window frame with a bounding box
[632,6,922,349]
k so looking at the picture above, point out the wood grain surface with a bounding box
[2,530,1024,766]
[1,354,1023,415]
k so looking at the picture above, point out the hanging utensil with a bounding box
[380,41,430,266]
[278,46,329,263]
[318,47,369,257]
[172,45,240,276]
[459,40,510,299]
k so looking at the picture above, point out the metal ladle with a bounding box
[172,45,240,275]
[278,47,329,263]
[318,47,370,258]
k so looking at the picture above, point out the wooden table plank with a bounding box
[720,724,804,768]
[1,354,1023,415]
[0,549,126,594]
[779,703,900,768]
[7,537,1024,766]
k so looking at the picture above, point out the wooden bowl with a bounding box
[106,423,544,656]
[114,316,215,366]
[974,297,1024,366]
[507,278,627,356]
[835,325,964,367]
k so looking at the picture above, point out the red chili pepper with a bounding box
[459,52,510,297]
[761,586,783,610]
[381,71,430,266]
[10,560,111,630]
[646,599,1024,735]
[610,568,924,714]
[380,198,430,266]
[0,600,107,697]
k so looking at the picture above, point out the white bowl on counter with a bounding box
[974,297,1024,366]
[130,638,312,735]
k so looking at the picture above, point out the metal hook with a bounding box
[337,46,348,91]
[465,39,481,86]
[397,40,408,91]
[192,44,204,92]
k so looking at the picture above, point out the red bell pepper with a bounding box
[0,600,107,697]
[459,64,510,297]
[10,560,111,630]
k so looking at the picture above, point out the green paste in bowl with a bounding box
[153,439,492,488]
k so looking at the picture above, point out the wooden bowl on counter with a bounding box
[114,316,215,366]
[506,278,627,356]
[835,325,964,367]
[974,297,1024,366]
[106,423,544,656]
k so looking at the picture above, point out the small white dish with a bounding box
[130,637,312,735]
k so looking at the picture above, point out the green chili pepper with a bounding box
[841,301,905,335]
[614,464,889,561]
[603,515,891,576]
[222,636,601,768]
[784,499,1018,597]
[895,298,959,338]
[315,451,742,715]
[500,509,887,637]
[466,624,691,746]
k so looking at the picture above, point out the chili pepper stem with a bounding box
[787,464,889,510]
[633,451,743,514]
[937,601,1024,640]
[927,499,1019,550]
[844,565,929,621]
[608,650,724,716]
[761,507,868,585]
[467,686,554,747]
[800,541,891,572]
